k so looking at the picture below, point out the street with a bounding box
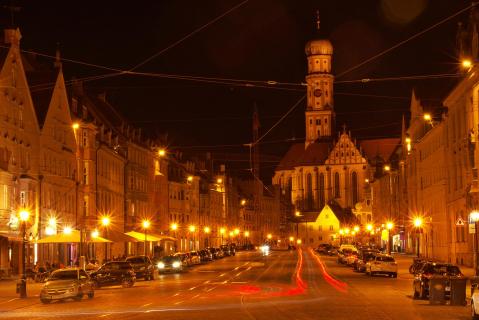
[0,249,470,320]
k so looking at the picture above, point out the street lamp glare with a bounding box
[220,228,226,234]
[245,231,250,237]
[170,223,178,231]
[241,199,246,206]
[63,226,72,234]
[234,228,240,235]
[366,224,373,231]
[413,217,423,228]
[423,113,432,121]
[296,239,302,244]
[295,211,301,217]
[91,229,99,238]
[142,220,151,229]
[353,225,360,232]
[289,236,294,241]
[101,216,110,227]
[383,165,391,172]
[189,225,196,232]
[462,59,473,69]
[344,228,350,235]
[187,176,193,182]
[204,226,210,234]
[471,211,479,222]
[19,210,29,222]
[229,231,234,237]
[217,178,223,184]
[48,217,56,226]
[158,149,166,157]
[72,122,80,129]
[339,229,344,235]
[267,233,272,239]
[386,222,394,230]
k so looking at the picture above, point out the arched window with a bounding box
[334,172,340,198]
[306,173,313,210]
[352,172,358,205]
[319,172,325,208]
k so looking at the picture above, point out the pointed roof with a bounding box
[276,141,331,171]
[360,138,400,163]
[296,202,358,224]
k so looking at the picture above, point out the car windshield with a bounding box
[48,270,77,280]
[377,256,394,262]
[162,256,179,263]
[126,257,146,264]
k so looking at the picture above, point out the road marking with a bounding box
[192,294,200,299]
[98,314,111,318]
[142,303,152,307]
[174,301,184,305]
[231,281,247,284]
[236,272,242,276]
[172,293,180,297]
[222,280,228,284]
[246,266,252,271]
[189,286,197,291]
[203,280,210,284]
[219,273,226,277]
[206,286,217,292]
[233,267,240,271]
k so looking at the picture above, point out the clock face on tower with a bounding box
[313,89,322,97]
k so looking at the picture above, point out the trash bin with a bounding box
[450,277,467,306]
[429,275,447,305]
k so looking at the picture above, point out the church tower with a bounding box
[305,12,334,147]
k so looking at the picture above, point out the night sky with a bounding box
[1,0,472,181]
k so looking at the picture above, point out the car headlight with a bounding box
[158,262,165,269]
[172,261,181,268]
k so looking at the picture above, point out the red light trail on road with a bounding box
[309,248,348,293]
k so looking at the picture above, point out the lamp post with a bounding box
[101,216,110,261]
[470,211,479,275]
[189,225,196,250]
[18,210,29,298]
[386,221,394,254]
[170,223,178,252]
[203,226,210,248]
[413,217,423,258]
[220,228,226,245]
[142,220,150,256]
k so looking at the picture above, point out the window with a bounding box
[318,225,322,231]
[316,119,321,125]
[20,191,26,207]
[334,172,340,198]
[82,130,88,147]
[83,162,89,185]
[306,173,313,210]
[83,196,89,216]
[329,225,334,231]
[352,172,359,205]
[319,173,325,208]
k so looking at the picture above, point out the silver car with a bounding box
[40,268,94,303]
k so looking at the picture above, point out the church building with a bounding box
[273,18,395,247]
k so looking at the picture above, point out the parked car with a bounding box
[40,268,94,304]
[337,248,356,264]
[189,251,202,265]
[157,255,183,273]
[220,245,235,256]
[315,244,333,255]
[412,262,463,299]
[345,252,359,266]
[173,253,192,267]
[354,250,380,272]
[199,249,213,262]
[471,283,479,319]
[365,254,398,277]
[90,261,136,288]
[209,247,224,259]
[125,255,155,280]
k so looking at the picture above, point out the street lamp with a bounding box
[100,216,111,261]
[204,226,210,248]
[189,225,196,250]
[470,211,479,275]
[413,217,423,258]
[170,223,178,252]
[267,233,272,240]
[142,220,150,256]
[220,228,226,245]
[462,59,473,69]
[158,148,166,157]
[386,221,394,254]
[18,210,29,298]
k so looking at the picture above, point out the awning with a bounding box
[36,230,111,244]
[103,229,139,243]
[125,231,175,242]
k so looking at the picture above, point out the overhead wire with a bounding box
[335,3,477,79]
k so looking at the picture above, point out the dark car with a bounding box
[413,262,464,299]
[315,244,333,255]
[156,255,183,273]
[199,249,213,262]
[90,261,136,288]
[125,256,155,280]
[221,245,235,256]
[208,247,224,259]
[173,253,192,267]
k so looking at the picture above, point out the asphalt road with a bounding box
[0,248,471,319]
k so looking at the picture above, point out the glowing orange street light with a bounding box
[158,149,166,157]
[241,199,246,206]
[366,224,373,232]
[170,223,178,231]
[245,231,250,237]
[386,222,394,230]
[353,226,360,233]
[217,178,223,184]
[289,236,294,242]
[142,220,151,256]
[296,239,302,244]
[423,113,432,121]
[72,122,79,130]
[267,234,272,240]
[187,176,193,182]
[234,228,240,235]
[462,59,473,69]
[101,216,110,227]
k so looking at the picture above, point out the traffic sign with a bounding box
[470,223,476,234]
[456,217,465,226]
